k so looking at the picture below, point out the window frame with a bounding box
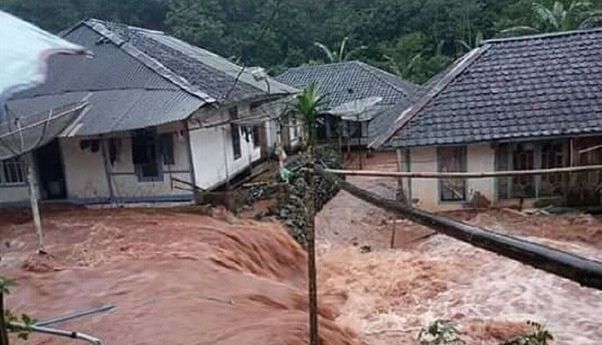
[0,158,27,187]
[131,129,164,182]
[437,146,467,202]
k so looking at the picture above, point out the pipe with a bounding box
[9,323,103,345]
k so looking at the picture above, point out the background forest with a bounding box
[2,0,602,83]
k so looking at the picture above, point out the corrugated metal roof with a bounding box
[7,89,201,137]
[16,26,177,98]
[7,23,207,136]
[7,18,297,137]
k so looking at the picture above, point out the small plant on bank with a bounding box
[501,321,554,345]
[417,320,465,345]
[1,276,35,343]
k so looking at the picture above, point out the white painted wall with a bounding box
[402,143,496,211]
[0,185,29,205]
[188,103,262,190]
[60,122,193,203]
[60,137,110,200]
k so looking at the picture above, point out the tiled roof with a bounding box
[86,19,296,102]
[275,61,420,139]
[372,28,602,148]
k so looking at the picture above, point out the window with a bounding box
[0,158,26,185]
[159,133,175,165]
[438,146,467,202]
[540,143,564,197]
[512,144,536,198]
[229,107,241,160]
[496,141,568,199]
[132,129,162,181]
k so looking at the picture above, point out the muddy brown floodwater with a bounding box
[0,207,362,345]
[1,151,602,345]
[316,152,602,345]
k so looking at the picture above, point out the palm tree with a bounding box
[314,36,367,63]
[295,82,327,146]
[501,0,602,36]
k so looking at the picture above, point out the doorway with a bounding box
[36,139,67,200]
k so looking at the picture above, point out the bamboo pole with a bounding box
[316,167,602,290]
[325,164,602,179]
[305,137,319,345]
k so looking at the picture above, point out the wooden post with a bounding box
[26,153,44,253]
[406,149,412,205]
[100,138,115,204]
[0,291,9,345]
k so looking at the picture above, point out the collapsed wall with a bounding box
[279,145,344,246]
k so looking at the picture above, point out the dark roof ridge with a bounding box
[483,27,602,45]
[78,19,216,103]
[369,45,491,149]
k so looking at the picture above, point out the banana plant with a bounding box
[501,0,602,36]
[314,36,367,63]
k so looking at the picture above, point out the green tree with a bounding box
[501,0,602,35]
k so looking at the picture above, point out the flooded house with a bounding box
[276,61,421,147]
[0,19,296,207]
[370,29,602,211]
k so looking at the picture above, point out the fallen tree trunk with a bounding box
[316,167,602,290]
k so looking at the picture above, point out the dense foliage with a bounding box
[2,0,602,83]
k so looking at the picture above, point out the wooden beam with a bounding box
[324,164,602,179]
[316,167,602,290]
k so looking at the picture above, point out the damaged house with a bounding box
[276,61,421,147]
[0,19,296,207]
[371,29,602,211]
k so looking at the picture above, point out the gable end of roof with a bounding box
[81,19,216,103]
[369,45,491,149]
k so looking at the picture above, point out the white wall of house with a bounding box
[401,143,495,212]
[60,122,194,203]
[0,157,32,206]
[60,137,110,201]
[188,103,262,190]
[0,185,29,205]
